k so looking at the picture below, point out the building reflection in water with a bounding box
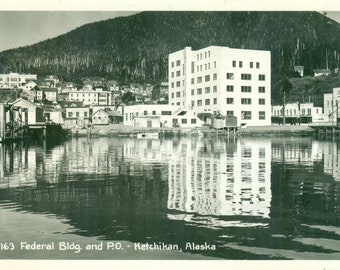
[167,138,272,220]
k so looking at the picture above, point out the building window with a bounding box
[226,98,234,104]
[191,101,195,108]
[256,62,260,68]
[76,112,79,117]
[205,75,210,82]
[197,77,202,83]
[191,89,195,96]
[241,86,251,92]
[152,111,156,115]
[205,87,210,94]
[191,119,197,124]
[84,112,88,117]
[241,111,252,120]
[191,62,195,73]
[176,81,180,87]
[301,109,305,115]
[176,60,180,66]
[239,61,243,68]
[226,85,234,92]
[259,111,265,120]
[214,61,216,68]
[176,70,181,77]
[259,74,265,81]
[250,62,253,68]
[241,98,251,104]
[68,112,73,117]
[171,72,174,78]
[227,73,234,79]
[176,92,181,98]
[227,111,234,116]
[205,99,210,105]
[171,62,174,68]
[213,98,217,104]
[197,88,202,95]
[144,110,148,115]
[259,86,265,93]
[191,78,195,85]
[213,73,217,80]
[197,100,202,106]
[213,86,217,92]
[181,119,187,124]
[307,108,311,115]
[259,98,265,105]
[241,73,252,80]
[232,61,236,67]
[171,93,174,98]
[171,82,174,88]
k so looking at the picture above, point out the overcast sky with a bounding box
[0,10,339,53]
[0,11,138,52]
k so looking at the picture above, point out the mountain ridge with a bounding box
[1,11,340,102]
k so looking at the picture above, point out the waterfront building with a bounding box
[123,104,179,127]
[91,109,123,125]
[324,87,340,123]
[64,106,90,128]
[123,104,203,128]
[11,98,45,126]
[0,72,37,89]
[44,109,64,124]
[271,102,323,124]
[168,46,271,126]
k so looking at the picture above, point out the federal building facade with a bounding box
[168,46,271,126]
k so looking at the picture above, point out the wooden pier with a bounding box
[0,103,28,143]
[309,122,340,136]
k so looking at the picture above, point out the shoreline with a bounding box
[64,124,316,138]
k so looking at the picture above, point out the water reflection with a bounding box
[167,138,272,221]
[0,137,339,259]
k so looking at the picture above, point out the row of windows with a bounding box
[170,74,266,89]
[273,108,312,116]
[191,98,218,107]
[192,62,217,73]
[227,73,266,81]
[189,98,266,106]
[70,93,99,97]
[197,51,211,61]
[241,111,266,120]
[226,98,266,105]
[171,86,266,98]
[227,85,266,93]
[68,111,88,118]
[225,111,266,120]
[171,60,181,68]
[142,110,173,116]
[175,118,197,124]
[232,61,261,69]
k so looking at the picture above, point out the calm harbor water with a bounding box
[0,136,339,260]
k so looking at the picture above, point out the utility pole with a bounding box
[283,91,286,125]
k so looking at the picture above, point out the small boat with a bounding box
[136,132,159,139]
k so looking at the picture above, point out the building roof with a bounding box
[313,69,331,74]
[91,109,123,117]
[41,87,58,92]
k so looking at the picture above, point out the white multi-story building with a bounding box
[324,87,340,123]
[0,72,37,89]
[168,46,271,126]
[68,90,112,106]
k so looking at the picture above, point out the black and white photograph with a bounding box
[0,1,340,269]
